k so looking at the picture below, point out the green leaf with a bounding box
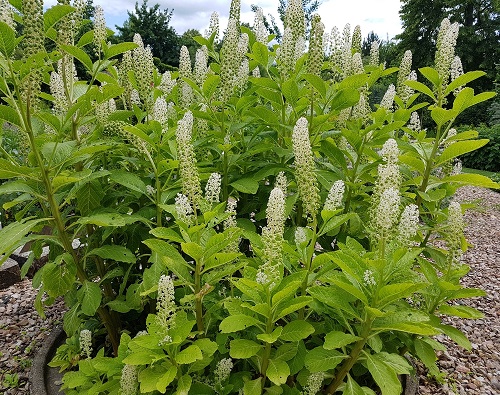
[376,352,413,375]
[305,347,346,372]
[442,173,499,189]
[219,314,261,333]
[77,29,94,47]
[0,158,35,179]
[303,73,326,98]
[437,323,471,350]
[257,327,283,344]
[150,227,184,243]
[377,283,426,308]
[243,378,262,395]
[405,80,435,100]
[372,322,438,336]
[414,339,439,377]
[182,242,204,261]
[436,139,489,165]
[343,375,364,395]
[176,374,192,395]
[0,105,22,127]
[80,281,102,316]
[143,239,193,284]
[280,320,315,342]
[274,296,312,320]
[267,359,290,386]
[366,353,402,395]
[105,42,138,58]
[203,74,220,99]
[78,213,138,227]
[42,257,77,298]
[175,345,203,364]
[44,4,74,32]
[419,67,440,87]
[323,331,361,350]
[0,22,16,57]
[431,107,456,127]
[0,218,46,256]
[438,304,483,319]
[251,42,269,66]
[229,339,262,358]
[444,71,486,96]
[329,88,360,111]
[230,178,259,194]
[0,181,35,196]
[319,213,355,236]
[109,170,147,195]
[77,180,104,216]
[60,44,93,71]
[88,245,136,263]
[157,365,178,393]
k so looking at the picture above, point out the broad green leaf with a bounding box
[419,67,440,87]
[468,91,496,107]
[431,107,456,127]
[267,359,290,386]
[0,105,22,127]
[123,350,161,365]
[182,242,204,261]
[275,343,299,361]
[0,158,35,179]
[414,339,439,377]
[0,21,16,57]
[60,44,93,71]
[319,213,355,236]
[372,322,438,336]
[109,170,147,195]
[230,178,259,194]
[0,218,46,256]
[452,87,474,114]
[304,347,346,372]
[62,302,82,336]
[444,71,485,96]
[437,323,471,350]
[44,5,74,32]
[229,339,262,358]
[405,80,435,100]
[150,227,184,243]
[323,331,361,350]
[0,181,36,196]
[219,314,261,333]
[42,257,77,298]
[257,87,282,105]
[105,42,138,58]
[280,320,315,342]
[77,180,104,216]
[243,378,262,395]
[41,141,77,166]
[377,283,426,308]
[80,281,102,316]
[52,170,92,191]
[303,73,326,98]
[78,213,139,227]
[252,42,269,66]
[143,239,193,284]
[442,173,499,189]
[329,88,360,111]
[77,30,94,47]
[203,74,220,99]
[344,375,364,395]
[257,327,283,344]
[436,139,489,165]
[88,245,136,263]
[157,365,177,393]
[175,345,203,364]
[175,374,192,395]
[376,352,413,375]
[274,296,312,320]
[139,366,170,392]
[365,353,401,395]
[438,304,483,319]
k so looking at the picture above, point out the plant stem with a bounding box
[194,259,204,334]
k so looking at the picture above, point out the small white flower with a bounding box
[205,172,222,204]
[120,364,138,395]
[146,185,156,195]
[324,180,345,211]
[363,270,376,286]
[215,358,233,383]
[79,329,92,358]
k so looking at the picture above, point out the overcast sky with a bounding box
[47,0,403,41]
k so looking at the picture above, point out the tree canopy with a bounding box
[115,0,180,67]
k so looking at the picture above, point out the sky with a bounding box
[46,0,404,41]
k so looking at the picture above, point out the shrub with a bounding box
[0,1,497,394]
[460,124,500,172]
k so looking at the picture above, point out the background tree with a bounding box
[115,0,180,68]
[251,0,321,42]
[397,0,499,124]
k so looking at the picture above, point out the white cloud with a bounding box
[45,0,402,39]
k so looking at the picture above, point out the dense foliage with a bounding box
[0,0,498,394]
[460,124,500,172]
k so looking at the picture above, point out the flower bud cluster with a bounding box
[274,172,288,196]
[234,58,249,93]
[285,0,306,43]
[407,111,421,133]
[156,275,177,337]
[159,71,176,96]
[253,7,268,44]
[376,187,401,233]
[397,204,419,244]
[351,93,371,123]
[303,372,324,395]
[120,364,138,395]
[435,18,459,91]
[340,24,352,78]
[205,12,219,41]
[351,25,362,54]
[50,72,68,114]
[370,41,380,66]
[152,96,169,126]
[224,198,238,230]
[176,112,202,207]
[79,329,92,358]
[292,118,320,218]
[229,0,241,24]
[219,18,245,101]
[194,46,209,86]
[363,269,376,286]
[0,0,14,29]
[307,14,325,77]
[128,34,155,106]
[295,227,307,245]
[93,6,106,52]
[324,180,345,211]
[205,172,222,204]
[450,56,464,96]
[175,193,194,223]
[215,358,233,383]
[380,84,396,110]
[258,187,286,287]
[396,50,415,104]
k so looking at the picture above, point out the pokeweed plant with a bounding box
[0,0,498,394]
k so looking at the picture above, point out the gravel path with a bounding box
[0,186,498,395]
